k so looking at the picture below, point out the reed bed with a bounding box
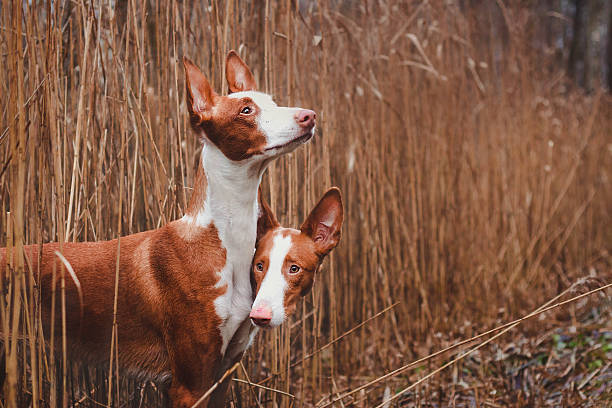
[1,0,611,406]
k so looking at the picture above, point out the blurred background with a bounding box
[1,0,611,406]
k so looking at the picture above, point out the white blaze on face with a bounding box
[228,91,312,153]
[252,233,292,327]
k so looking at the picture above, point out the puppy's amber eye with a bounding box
[240,106,252,115]
[256,262,264,271]
[289,265,300,274]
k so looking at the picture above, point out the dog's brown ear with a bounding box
[301,187,343,256]
[183,57,215,126]
[226,51,257,93]
[257,188,279,241]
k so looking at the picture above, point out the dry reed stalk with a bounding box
[237,361,266,408]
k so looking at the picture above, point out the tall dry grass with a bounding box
[1,0,610,406]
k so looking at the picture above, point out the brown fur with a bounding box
[0,221,226,403]
[183,56,267,162]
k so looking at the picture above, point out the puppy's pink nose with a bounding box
[295,109,316,128]
[250,303,272,327]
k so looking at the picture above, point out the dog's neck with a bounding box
[184,141,265,241]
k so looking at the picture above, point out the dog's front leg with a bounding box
[165,326,223,408]
[167,350,220,408]
[168,381,212,408]
[206,374,235,408]
[207,353,244,408]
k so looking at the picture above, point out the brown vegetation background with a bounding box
[1,0,611,406]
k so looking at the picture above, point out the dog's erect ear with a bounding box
[183,57,215,125]
[225,51,257,93]
[257,188,279,241]
[301,187,343,256]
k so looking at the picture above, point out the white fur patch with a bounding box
[252,233,291,327]
[183,142,262,355]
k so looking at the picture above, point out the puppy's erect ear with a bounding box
[225,50,257,93]
[257,188,279,241]
[183,57,215,126]
[301,187,344,256]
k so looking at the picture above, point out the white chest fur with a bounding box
[182,143,263,355]
[213,212,258,355]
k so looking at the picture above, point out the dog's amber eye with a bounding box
[240,106,252,115]
[256,262,264,271]
[289,265,300,274]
